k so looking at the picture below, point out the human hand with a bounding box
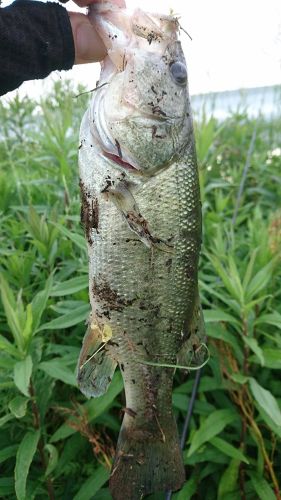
[69,0,126,64]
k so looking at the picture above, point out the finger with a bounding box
[74,0,126,8]
[69,12,107,64]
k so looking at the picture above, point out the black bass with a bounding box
[77,3,206,498]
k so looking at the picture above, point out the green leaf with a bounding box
[207,254,243,303]
[184,445,229,465]
[255,402,281,439]
[210,436,249,463]
[0,334,20,357]
[255,311,281,329]
[174,476,197,500]
[187,409,237,456]
[14,355,33,397]
[38,303,90,331]
[9,396,28,418]
[39,359,77,386]
[248,471,275,500]
[73,465,110,500]
[204,309,240,325]
[0,477,15,496]
[218,459,240,499]
[0,445,18,464]
[230,373,248,384]
[243,337,264,366]
[242,248,257,290]
[245,261,274,301]
[206,323,243,362]
[32,274,53,332]
[50,275,88,296]
[22,304,33,343]
[15,430,40,500]
[52,223,86,251]
[0,414,15,428]
[0,274,23,350]
[249,377,281,427]
[261,348,281,369]
[44,444,59,477]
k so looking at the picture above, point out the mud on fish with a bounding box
[77,2,206,498]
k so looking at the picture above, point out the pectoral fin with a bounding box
[106,180,172,250]
[77,321,117,398]
[178,296,207,368]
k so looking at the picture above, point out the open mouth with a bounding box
[103,151,139,172]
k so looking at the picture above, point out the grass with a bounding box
[0,81,280,500]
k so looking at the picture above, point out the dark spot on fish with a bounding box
[152,125,166,140]
[115,139,122,159]
[103,310,111,320]
[147,31,159,44]
[92,278,136,311]
[165,258,172,272]
[147,101,167,117]
[79,180,99,244]
[131,379,136,384]
[139,302,147,311]
[101,177,113,193]
[122,407,137,418]
[120,363,125,372]
[144,344,151,356]
[108,340,119,347]
[151,85,157,94]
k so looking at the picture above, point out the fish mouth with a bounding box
[103,151,139,172]
[92,87,141,174]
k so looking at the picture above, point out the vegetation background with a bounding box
[0,82,280,500]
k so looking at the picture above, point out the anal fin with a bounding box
[77,322,117,398]
[178,296,207,368]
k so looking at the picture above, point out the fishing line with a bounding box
[137,343,210,371]
[74,82,109,99]
[179,24,193,41]
[79,342,106,370]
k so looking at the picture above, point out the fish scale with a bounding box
[77,4,206,499]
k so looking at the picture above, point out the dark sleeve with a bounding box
[0,0,75,96]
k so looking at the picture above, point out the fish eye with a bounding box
[169,61,187,86]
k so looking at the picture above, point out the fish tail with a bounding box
[109,413,185,499]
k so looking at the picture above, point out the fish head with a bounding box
[89,4,193,177]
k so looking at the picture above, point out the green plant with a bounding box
[0,81,280,499]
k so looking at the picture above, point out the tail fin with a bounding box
[109,414,185,499]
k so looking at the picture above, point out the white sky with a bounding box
[1,0,281,100]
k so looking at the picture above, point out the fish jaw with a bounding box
[87,4,192,177]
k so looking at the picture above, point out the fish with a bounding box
[77,3,206,499]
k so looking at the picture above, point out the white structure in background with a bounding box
[1,0,281,118]
[191,85,281,120]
